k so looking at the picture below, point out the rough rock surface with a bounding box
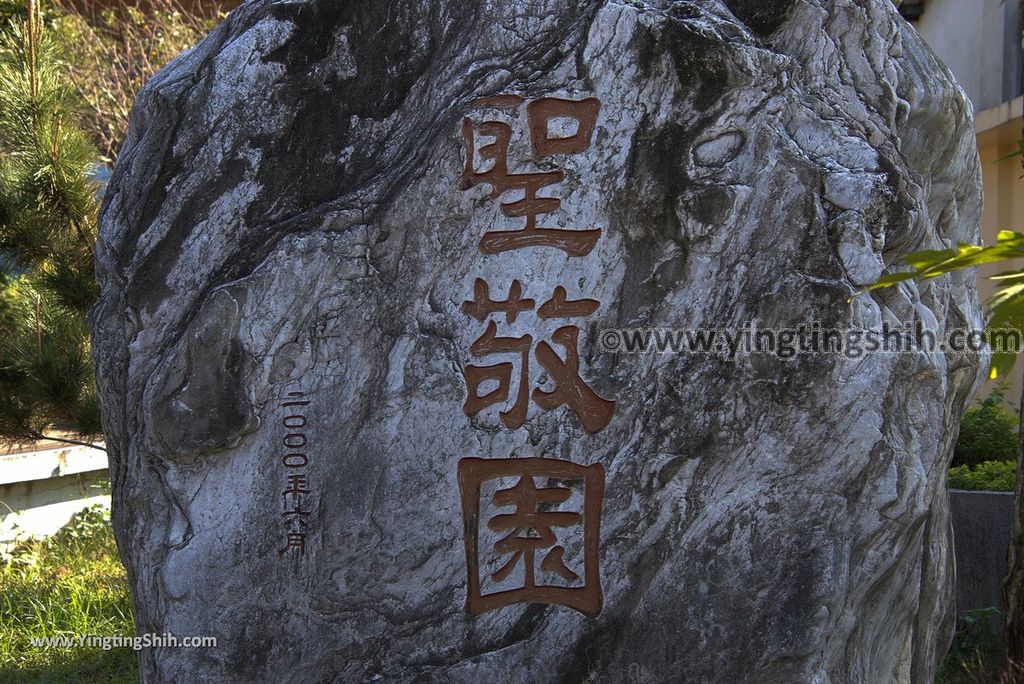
[92,0,984,681]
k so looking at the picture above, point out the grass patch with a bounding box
[0,503,1016,683]
[0,504,136,683]
[937,608,1004,684]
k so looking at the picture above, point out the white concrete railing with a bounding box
[0,443,109,544]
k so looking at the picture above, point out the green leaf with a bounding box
[994,138,1024,163]
[864,231,1024,297]
[988,269,1024,282]
[862,271,921,292]
[988,351,1018,380]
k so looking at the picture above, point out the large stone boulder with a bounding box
[92,0,984,681]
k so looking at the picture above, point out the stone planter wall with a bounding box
[949,489,1015,620]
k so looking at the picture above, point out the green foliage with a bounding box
[0,504,137,683]
[0,1,29,26]
[0,24,98,262]
[954,384,1019,468]
[996,137,1024,163]
[0,0,102,446]
[937,608,1004,684]
[863,230,1024,379]
[0,269,23,334]
[949,460,1018,492]
[0,1,227,446]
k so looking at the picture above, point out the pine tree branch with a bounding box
[23,429,106,452]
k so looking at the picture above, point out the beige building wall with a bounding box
[912,0,1020,112]
[908,0,1023,407]
[977,100,1024,405]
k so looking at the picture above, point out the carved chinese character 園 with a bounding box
[457,457,605,617]
[461,279,614,433]
[460,96,603,257]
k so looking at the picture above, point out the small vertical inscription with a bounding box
[278,390,312,557]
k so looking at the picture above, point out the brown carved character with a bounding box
[526,97,601,157]
[533,325,615,434]
[459,96,603,256]
[282,501,310,528]
[457,457,604,617]
[537,285,599,319]
[489,475,581,584]
[278,532,306,556]
[463,321,532,429]
[282,474,311,498]
[463,281,600,322]
[462,281,613,433]
[462,278,535,324]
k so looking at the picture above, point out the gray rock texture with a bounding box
[92,0,985,681]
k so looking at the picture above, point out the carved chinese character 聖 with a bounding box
[459,96,603,257]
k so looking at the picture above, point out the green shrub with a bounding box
[0,1,230,446]
[949,460,1018,492]
[953,384,1018,469]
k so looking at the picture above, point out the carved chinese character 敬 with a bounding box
[461,280,614,433]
